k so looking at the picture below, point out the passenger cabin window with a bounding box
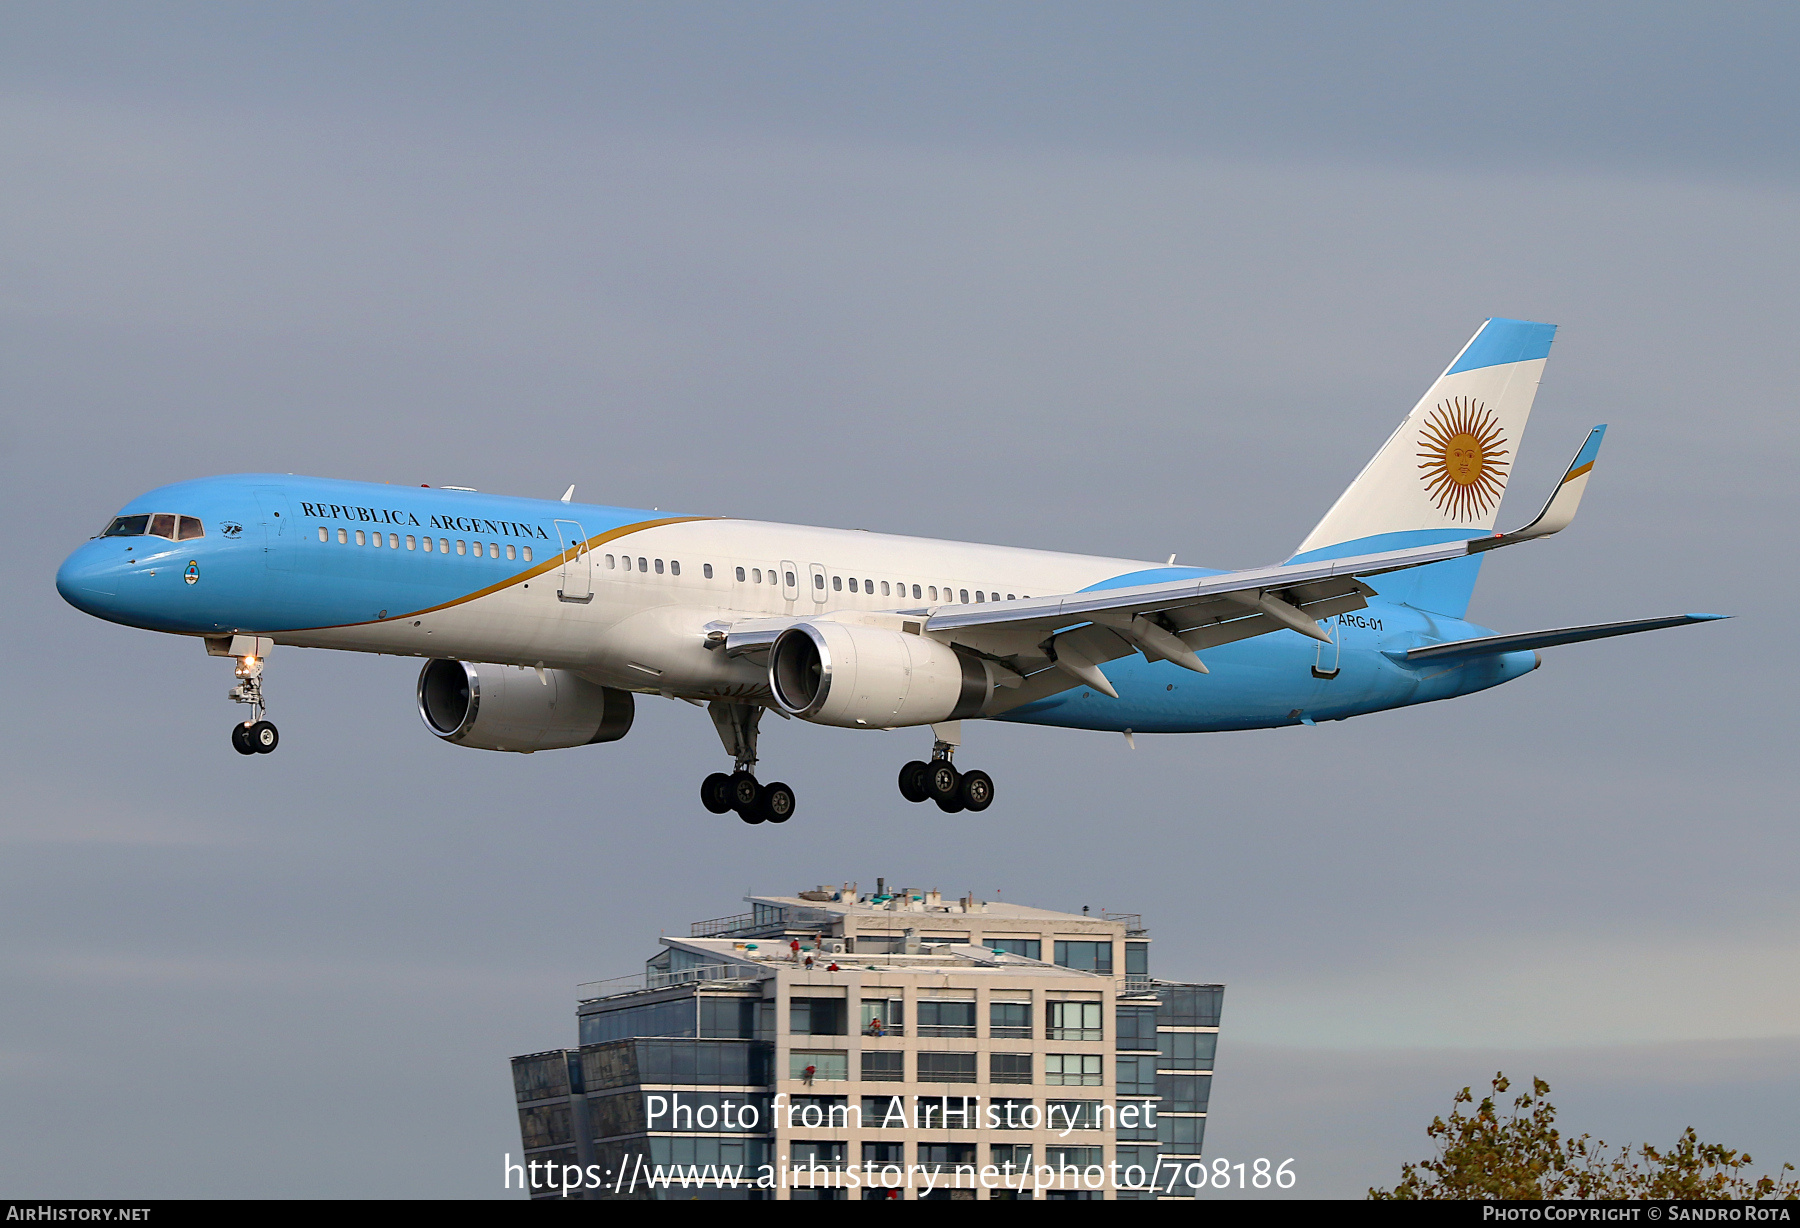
[638,557,647,571]
[407,535,417,550]
[912,585,922,599]
[703,563,712,579]
[421,535,432,551]
[456,540,466,555]
[814,574,825,590]
[355,530,366,546]
[881,581,890,595]
[390,533,401,549]
[832,575,842,591]
[736,567,746,581]
[606,554,616,568]
[752,568,761,583]
[318,527,328,542]
[505,543,514,560]
[960,589,970,603]
[928,587,938,600]
[655,559,664,574]
[338,529,349,544]
[522,546,532,562]
[786,570,797,588]
[671,561,681,576]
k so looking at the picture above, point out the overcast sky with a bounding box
[3,3,1797,1199]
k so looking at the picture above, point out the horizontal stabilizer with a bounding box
[1404,613,1728,665]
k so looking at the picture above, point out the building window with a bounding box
[861,998,903,1037]
[1115,1054,1157,1097]
[862,1095,908,1128]
[1156,1073,1212,1114]
[1159,1114,1205,1153]
[986,1098,1034,1130]
[988,938,1041,961]
[990,1053,1033,1085]
[1116,1004,1159,1049]
[916,999,975,1038]
[1048,1001,1102,1041]
[918,1143,975,1172]
[990,1144,1031,1170]
[862,1142,903,1165]
[1157,1031,1218,1070]
[1045,1146,1104,1168]
[790,1050,848,1082]
[861,1050,903,1082]
[790,1140,845,1167]
[789,998,846,1036]
[990,1000,1032,1039]
[1054,941,1113,974]
[1157,986,1225,1028]
[698,997,757,1039]
[1045,1054,1103,1087]
[917,1052,977,1084]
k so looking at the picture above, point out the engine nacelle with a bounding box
[417,659,634,752]
[768,622,996,728]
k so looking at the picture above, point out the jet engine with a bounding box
[416,659,634,752]
[768,622,1000,728]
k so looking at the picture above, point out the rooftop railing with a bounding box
[577,962,762,1001]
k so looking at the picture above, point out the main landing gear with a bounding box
[702,701,794,824]
[898,728,994,813]
[227,648,279,756]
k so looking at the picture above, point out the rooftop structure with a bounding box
[510,880,1221,1200]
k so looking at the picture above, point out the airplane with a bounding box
[57,318,1723,824]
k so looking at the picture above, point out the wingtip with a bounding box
[1686,613,1732,622]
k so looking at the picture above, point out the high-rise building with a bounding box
[509,880,1222,1200]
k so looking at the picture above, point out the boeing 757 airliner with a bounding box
[57,318,1721,823]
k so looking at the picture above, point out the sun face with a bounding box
[1417,397,1509,521]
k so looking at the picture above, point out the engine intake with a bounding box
[417,659,634,752]
[769,622,995,728]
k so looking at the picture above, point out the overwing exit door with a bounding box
[553,520,593,603]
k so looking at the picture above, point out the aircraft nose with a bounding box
[56,540,123,617]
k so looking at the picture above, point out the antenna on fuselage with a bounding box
[560,485,575,503]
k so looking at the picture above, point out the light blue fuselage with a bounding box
[56,473,1537,736]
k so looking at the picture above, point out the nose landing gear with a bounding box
[226,642,279,755]
[898,726,994,813]
[703,701,794,824]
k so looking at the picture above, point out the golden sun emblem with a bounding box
[1417,397,1510,521]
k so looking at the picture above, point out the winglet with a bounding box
[1471,425,1605,552]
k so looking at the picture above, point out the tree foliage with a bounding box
[1370,1073,1799,1200]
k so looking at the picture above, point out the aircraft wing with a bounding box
[915,427,1612,697]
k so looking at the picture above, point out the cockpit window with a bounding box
[100,513,205,540]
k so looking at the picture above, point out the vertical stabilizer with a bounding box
[1289,318,1556,616]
